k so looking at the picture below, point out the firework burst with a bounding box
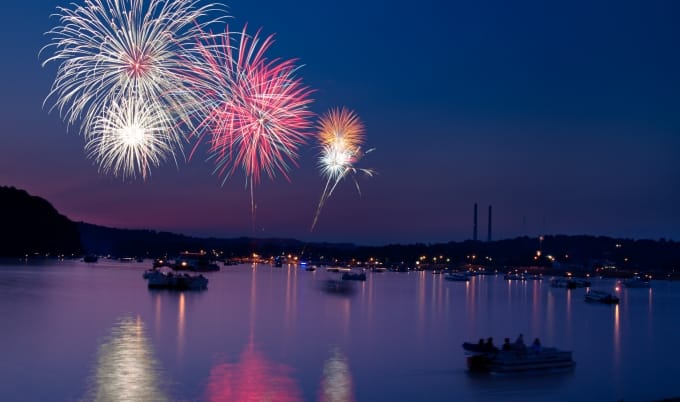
[42,0,223,140]
[180,26,315,215]
[85,96,177,180]
[311,108,374,231]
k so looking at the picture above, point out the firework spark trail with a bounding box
[178,25,315,218]
[42,0,225,174]
[310,108,375,232]
[85,96,176,179]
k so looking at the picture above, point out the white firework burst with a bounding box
[42,0,223,139]
[85,96,177,179]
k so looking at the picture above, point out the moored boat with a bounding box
[174,252,220,272]
[623,276,651,288]
[550,277,591,289]
[83,254,98,263]
[326,266,351,273]
[444,272,470,282]
[145,269,208,290]
[321,279,354,295]
[342,272,366,281]
[584,289,619,304]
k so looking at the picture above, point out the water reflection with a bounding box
[285,266,298,334]
[545,291,555,340]
[205,343,303,402]
[84,316,167,401]
[318,348,356,402]
[465,278,476,329]
[613,303,620,367]
[178,292,186,357]
[565,289,572,334]
[417,272,426,340]
[204,266,304,401]
[531,282,540,336]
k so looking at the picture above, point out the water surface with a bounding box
[0,260,677,401]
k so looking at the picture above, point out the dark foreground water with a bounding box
[0,260,678,402]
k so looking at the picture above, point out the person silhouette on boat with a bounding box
[514,334,526,350]
[502,338,512,351]
[485,337,497,352]
[531,338,541,353]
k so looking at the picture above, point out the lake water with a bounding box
[0,259,678,402]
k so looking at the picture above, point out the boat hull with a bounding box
[466,349,575,374]
[146,271,208,290]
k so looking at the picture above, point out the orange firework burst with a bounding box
[311,108,375,231]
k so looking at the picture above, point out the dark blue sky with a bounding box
[1,0,679,245]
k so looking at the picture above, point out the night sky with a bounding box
[1,0,679,245]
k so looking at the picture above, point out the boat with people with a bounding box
[145,268,208,290]
[622,276,651,288]
[584,289,619,304]
[463,336,575,374]
[444,272,470,282]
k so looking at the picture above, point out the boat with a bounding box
[623,276,651,288]
[462,341,497,354]
[584,290,619,304]
[83,254,98,263]
[326,266,351,273]
[504,273,524,280]
[371,267,387,273]
[444,272,470,282]
[321,279,354,294]
[174,252,220,272]
[342,272,366,281]
[145,269,208,290]
[463,342,575,374]
[550,277,591,289]
[305,266,317,272]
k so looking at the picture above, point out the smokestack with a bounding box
[487,205,492,242]
[473,203,478,241]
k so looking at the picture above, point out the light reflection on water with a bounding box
[206,342,304,402]
[613,303,621,369]
[318,348,356,402]
[178,292,186,357]
[84,316,167,402]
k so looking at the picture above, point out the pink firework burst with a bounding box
[181,26,314,213]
